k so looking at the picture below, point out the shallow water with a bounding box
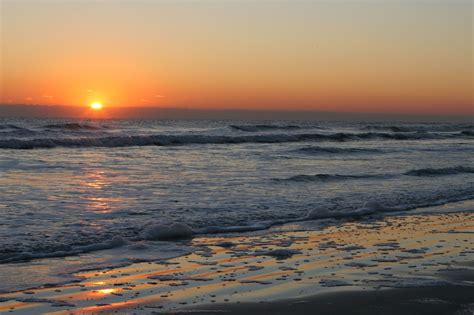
[0,118,473,265]
[1,212,473,311]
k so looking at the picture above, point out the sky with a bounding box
[0,0,472,115]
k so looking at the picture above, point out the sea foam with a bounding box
[142,223,194,240]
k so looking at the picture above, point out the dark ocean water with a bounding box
[0,118,473,264]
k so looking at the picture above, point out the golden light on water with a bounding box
[97,288,115,295]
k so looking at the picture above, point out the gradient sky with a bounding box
[0,0,472,114]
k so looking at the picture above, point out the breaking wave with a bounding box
[362,125,408,132]
[1,131,471,149]
[277,165,473,183]
[0,129,37,137]
[0,236,127,264]
[230,124,303,132]
[404,166,474,177]
[292,146,382,155]
[362,124,473,133]
[2,194,473,264]
[0,124,25,130]
[43,123,104,130]
[275,174,383,182]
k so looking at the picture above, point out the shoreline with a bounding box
[0,211,473,314]
[2,198,473,268]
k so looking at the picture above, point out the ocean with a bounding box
[0,118,473,275]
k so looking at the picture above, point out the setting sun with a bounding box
[90,102,103,110]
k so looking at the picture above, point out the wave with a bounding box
[362,125,408,132]
[292,146,382,155]
[277,165,473,182]
[0,236,127,264]
[230,124,303,132]
[0,129,37,137]
[275,174,382,182]
[2,194,473,264]
[404,166,474,177]
[43,123,103,130]
[362,124,474,133]
[0,124,36,137]
[0,124,25,130]
[1,130,470,149]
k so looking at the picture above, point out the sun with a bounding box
[90,102,103,110]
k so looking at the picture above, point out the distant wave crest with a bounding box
[43,123,103,130]
[362,124,473,133]
[404,166,474,177]
[275,174,382,182]
[230,124,303,132]
[0,124,28,130]
[292,146,382,155]
[1,130,471,149]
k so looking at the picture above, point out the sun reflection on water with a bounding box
[84,170,107,190]
[79,169,125,214]
[97,288,116,295]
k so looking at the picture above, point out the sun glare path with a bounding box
[90,102,103,110]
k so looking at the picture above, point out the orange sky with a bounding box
[0,0,472,115]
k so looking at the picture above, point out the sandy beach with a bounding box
[1,211,473,314]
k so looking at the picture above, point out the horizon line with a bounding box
[1,104,473,123]
[1,103,473,118]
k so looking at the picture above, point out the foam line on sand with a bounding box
[0,212,473,314]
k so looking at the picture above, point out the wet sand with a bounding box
[188,285,474,315]
[0,212,473,314]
